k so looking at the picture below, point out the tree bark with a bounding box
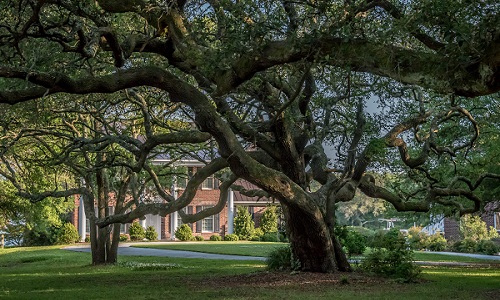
[283,205,347,273]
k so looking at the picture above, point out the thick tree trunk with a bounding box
[107,223,121,264]
[283,205,350,273]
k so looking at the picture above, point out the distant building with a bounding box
[70,160,276,241]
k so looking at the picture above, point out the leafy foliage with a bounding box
[223,234,239,241]
[145,226,158,241]
[266,246,301,272]
[209,234,222,241]
[362,229,420,282]
[56,223,80,245]
[175,224,193,241]
[233,206,255,240]
[129,222,146,241]
[460,215,499,241]
[259,206,278,234]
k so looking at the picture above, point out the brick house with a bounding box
[70,160,276,241]
[423,202,500,240]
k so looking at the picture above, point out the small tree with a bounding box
[129,222,145,241]
[145,226,158,241]
[260,205,278,234]
[460,215,499,241]
[56,223,80,245]
[175,224,193,241]
[234,206,255,240]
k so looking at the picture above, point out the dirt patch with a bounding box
[200,271,399,289]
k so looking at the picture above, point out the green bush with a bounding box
[361,228,420,282]
[458,238,477,253]
[145,226,158,241]
[475,240,499,255]
[56,223,80,245]
[260,232,280,242]
[260,205,278,234]
[460,215,499,241]
[407,226,427,250]
[368,229,388,248]
[361,247,420,282]
[23,227,58,246]
[424,233,447,251]
[249,235,261,241]
[194,235,205,241]
[129,222,146,241]
[119,234,129,242]
[209,234,222,241]
[224,233,239,241]
[175,224,193,241]
[342,230,367,256]
[266,245,300,271]
[233,206,255,240]
[253,227,264,237]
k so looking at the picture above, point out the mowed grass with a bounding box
[0,246,499,299]
[132,241,287,257]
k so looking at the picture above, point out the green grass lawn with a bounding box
[1,246,499,299]
[132,241,287,257]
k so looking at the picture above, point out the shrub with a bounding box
[342,230,367,256]
[253,227,264,237]
[129,222,146,241]
[458,238,477,253]
[475,240,500,255]
[56,223,80,244]
[209,234,222,241]
[361,247,420,282]
[361,228,420,282]
[260,232,282,242]
[23,227,58,246]
[260,205,278,234]
[424,233,447,251]
[224,233,239,241]
[119,234,129,242]
[175,224,193,241]
[194,235,205,241]
[145,226,158,241]
[407,226,427,250]
[460,215,499,241]
[368,229,388,248]
[233,206,255,240]
[266,245,300,271]
[249,235,261,241]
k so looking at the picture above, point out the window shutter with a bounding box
[188,206,193,230]
[214,214,220,233]
[196,206,202,233]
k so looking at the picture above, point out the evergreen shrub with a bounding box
[175,224,193,241]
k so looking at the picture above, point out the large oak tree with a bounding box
[1,0,499,272]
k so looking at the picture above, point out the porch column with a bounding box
[171,211,179,240]
[78,195,86,242]
[227,189,234,234]
[170,179,178,240]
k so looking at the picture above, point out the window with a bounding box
[202,176,214,189]
[177,206,193,230]
[195,206,219,233]
[177,167,194,189]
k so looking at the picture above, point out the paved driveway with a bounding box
[65,243,500,263]
[64,243,266,261]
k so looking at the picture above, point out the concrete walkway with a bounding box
[64,243,500,263]
[64,243,266,261]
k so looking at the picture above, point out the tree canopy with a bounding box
[0,0,499,272]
